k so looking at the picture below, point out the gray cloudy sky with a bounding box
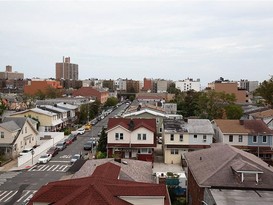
[1,0,273,86]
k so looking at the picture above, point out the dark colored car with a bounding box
[56,141,67,151]
[46,146,59,157]
[83,140,96,150]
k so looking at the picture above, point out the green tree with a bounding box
[167,83,181,95]
[0,99,7,116]
[45,86,62,99]
[97,127,107,154]
[129,95,135,102]
[35,89,46,100]
[255,78,273,107]
[224,104,243,119]
[104,97,118,108]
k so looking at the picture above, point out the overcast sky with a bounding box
[1,0,273,86]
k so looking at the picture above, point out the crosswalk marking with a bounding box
[0,172,21,186]
[0,190,14,202]
[60,155,72,159]
[0,190,36,203]
[29,164,71,172]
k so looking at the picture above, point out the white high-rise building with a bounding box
[175,78,201,92]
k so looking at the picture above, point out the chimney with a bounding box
[239,119,244,125]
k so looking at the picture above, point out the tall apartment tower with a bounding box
[56,57,78,80]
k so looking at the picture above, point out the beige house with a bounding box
[0,117,39,159]
[10,108,63,132]
[163,119,214,164]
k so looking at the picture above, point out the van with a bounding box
[56,141,67,151]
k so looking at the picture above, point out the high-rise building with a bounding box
[56,57,78,80]
[0,65,24,80]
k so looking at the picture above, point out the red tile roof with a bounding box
[28,162,170,205]
[107,118,156,133]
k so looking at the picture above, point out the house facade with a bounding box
[10,108,63,132]
[212,119,273,165]
[0,117,38,159]
[163,119,214,164]
[107,118,156,162]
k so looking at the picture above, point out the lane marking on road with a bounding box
[4,190,18,202]
[0,190,13,202]
[16,190,30,202]
[50,160,70,163]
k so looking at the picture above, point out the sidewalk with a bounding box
[0,158,37,172]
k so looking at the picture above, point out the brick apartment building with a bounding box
[24,80,63,96]
[56,57,78,80]
[207,78,249,103]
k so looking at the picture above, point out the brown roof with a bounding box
[213,119,273,135]
[184,144,273,189]
[251,109,273,118]
[107,118,156,133]
[29,162,170,205]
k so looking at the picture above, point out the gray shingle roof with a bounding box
[184,144,273,189]
[3,117,27,128]
[0,121,20,132]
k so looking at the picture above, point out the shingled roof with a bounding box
[28,162,170,205]
[184,144,273,189]
[213,119,273,135]
[107,118,156,133]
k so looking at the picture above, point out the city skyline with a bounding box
[1,1,273,85]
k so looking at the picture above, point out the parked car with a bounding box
[46,146,59,157]
[19,148,34,156]
[64,137,73,145]
[84,123,92,130]
[56,141,67,151]
[77,128,85,135]
[68,134,77,142]
[70,154,81,164]
[83,140,96,150]
[38,154,52,164]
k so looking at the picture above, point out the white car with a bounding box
[38,154,52,164]
[77,128,85,135]
[70,154,81,164]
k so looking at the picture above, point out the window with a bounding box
[171,149,179,155]
[137,134,147,140]
[115,133,124,140]
[143,134,146,140]
[193,135,197,141]
[239,135,243,142]
[203,135,207,142]
[229,135,233,142]
[159,128,162,133]
[138,148,152,154]
[170,134,174,141]
[253,135,257,143]
[1,132,4,138]
[180,134,183,142]
[262,135,267,143]
[25,127,27,133]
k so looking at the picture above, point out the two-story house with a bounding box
[0,117,39,159]
[163,119,214,164]
[212,119,273,165]
[10,108,63,132]
[107,118,156,162]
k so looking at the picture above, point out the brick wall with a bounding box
[187,168,204,205]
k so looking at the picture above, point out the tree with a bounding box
[97,127,107,154]
[224,104,243,119]
[45,86,62,99]
[167,83,181,95]
[104,97,118,108]
[0,99,7,116]
[255,78,273,107]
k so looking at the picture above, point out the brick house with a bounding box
[184,144,273,205]
[107,118,156,162]
[72,87,109,104]
[24,80,62,96]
